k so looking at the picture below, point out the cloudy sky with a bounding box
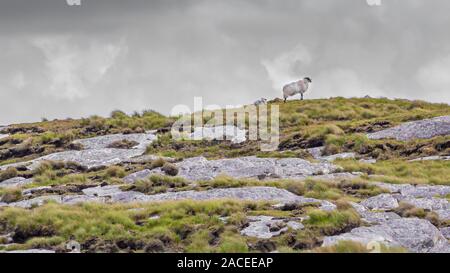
[1,0,450,124]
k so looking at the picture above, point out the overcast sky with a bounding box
[1,0,450,124]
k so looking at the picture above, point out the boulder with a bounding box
[360,194,399,210]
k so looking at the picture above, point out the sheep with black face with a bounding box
[282,77,312,102]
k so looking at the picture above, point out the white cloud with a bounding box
[417,55,450,102]
[32,36,125,100]
[261,44,312,90]
[10,71,26,90]
[313,68,387,99]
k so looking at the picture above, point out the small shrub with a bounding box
[150,158,166,169]
[0,167,18,182]
[105,166,126,178]
[284,181,305,196]
[107,139,139,149]
[162,163,179,176]
[0,188,22,203]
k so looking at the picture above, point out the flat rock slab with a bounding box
[410,156,450,162]
[374,182,450,198]
[4,195,107,208]
[351,202,401,225]
[322,218,450,253]
[138,187,336,211]
[301,172,363,181]
[27,148,145,170]
[189,125,246,144]
[124,156,339,183]
[399,196,450,211]
[72,133,157,150]
[240,216,304,239]
[367,115,450,141]
[0,177,33,188]
[6,195,63,208]
[1,249,55,253]
[0,134,8,140]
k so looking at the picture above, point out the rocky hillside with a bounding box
[0,97,449,253]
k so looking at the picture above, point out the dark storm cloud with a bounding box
[0,0,449,124]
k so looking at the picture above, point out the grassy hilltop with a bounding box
[0,97,449,253]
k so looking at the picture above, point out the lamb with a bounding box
[282,77,312,102]
[254,98,268,106]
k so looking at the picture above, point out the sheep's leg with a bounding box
[301,93,303,100]
[284,97,287,103]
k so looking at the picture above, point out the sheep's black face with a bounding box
[304,77,312,83]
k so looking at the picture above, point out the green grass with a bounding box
[0,200,274,252]
[336,159,450,185]
[0,199,366,253]
[145,98,450,159]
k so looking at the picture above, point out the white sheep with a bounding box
[282,77,312,102]
[253,98,268,106]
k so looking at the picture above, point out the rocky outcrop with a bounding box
[124,156,339,183]
[322,218,450,253]
[0,132,157,171]
[240,216,304,239]
[354,183,450,221]
[3,186,336,211]
[367,115,450,141]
